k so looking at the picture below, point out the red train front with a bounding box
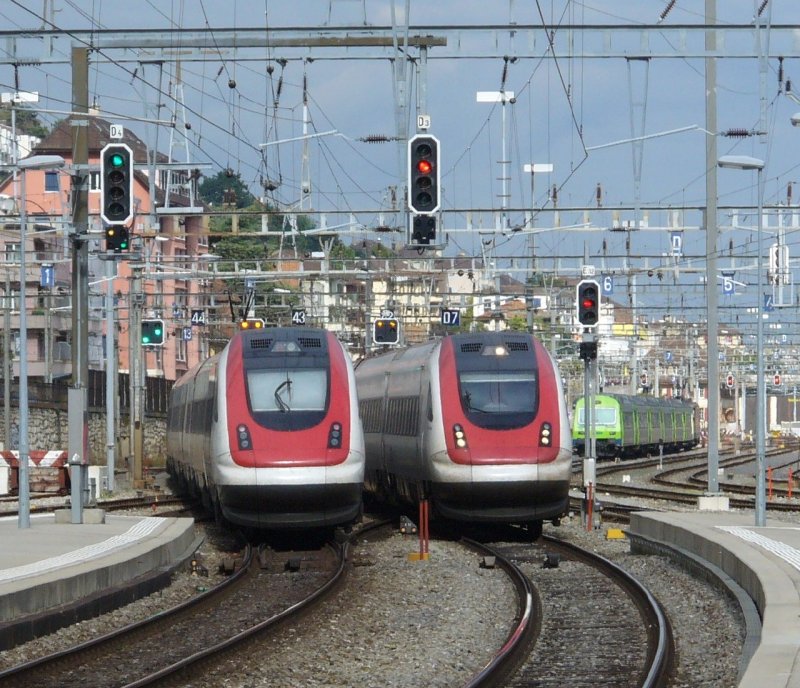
[356,332,572,536]
[167,327,365,530]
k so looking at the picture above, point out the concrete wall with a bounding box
[0,407,166,468]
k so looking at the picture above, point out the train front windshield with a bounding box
[460,372,536,415]
[244,366,330,430]
[576,407,617,426]
[454,338,539,429]
[247,369,327,413]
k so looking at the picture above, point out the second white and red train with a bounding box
[354,331,572,537]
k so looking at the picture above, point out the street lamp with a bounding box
[16,154,66,528]
[718,154,765,527]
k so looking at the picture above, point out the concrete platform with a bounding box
[629,510,800,688]
[0,512,197,647]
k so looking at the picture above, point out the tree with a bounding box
[198,170,255,208]
[0,107,50,139]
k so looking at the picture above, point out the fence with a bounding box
[2,370,172,416]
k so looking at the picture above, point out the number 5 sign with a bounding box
[721,272,735,296]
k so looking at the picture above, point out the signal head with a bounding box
[100,143,134,225]
[407,135,440,215]
[576,280,600,327]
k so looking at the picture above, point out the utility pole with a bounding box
[130,266,145,488]
[105,259,116,492]
[3,271,9,449]
[68,46,90,522]
[705,0,721,493]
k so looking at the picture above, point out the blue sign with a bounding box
[721,271,734,296]
[601,274,613,295]
[670,231,683,256]
[441,309,460,326]
[182,327,193,341]
[665,351,673,363]
[764,294,774,312]
[40,264,54,289]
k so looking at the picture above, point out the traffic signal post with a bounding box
[100,143,134,226]
[373,317,399,345]
[100,143,133,256]
[576,278,601,530]
[141,319,165,346]
[407,134,441,248]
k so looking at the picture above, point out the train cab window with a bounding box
[247,369,327,412]
[459,371,536,428]
[576,407,617,426]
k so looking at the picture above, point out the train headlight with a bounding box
[453,423,468,449]
[328,422,343,448]
[481,345,509,357]
[539,422,552,447]
[237,423,253,450]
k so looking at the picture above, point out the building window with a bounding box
[4,242,19,263]
[44,171,59,192]
[176,336,187,363]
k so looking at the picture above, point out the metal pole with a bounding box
[130,266,145,488]
[705,0,721,492]
[105,260,116,492]
[68,46,91,515]
[501,94,508,229]
[755,167,766,526]
[3,271,10,449]
[17,167,30,528]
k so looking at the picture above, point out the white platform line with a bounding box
[0,517,164,583]
[718,525,800,571]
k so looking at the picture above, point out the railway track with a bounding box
[0,536,348,687]
[482,531,673,688]
[573,447,800,517]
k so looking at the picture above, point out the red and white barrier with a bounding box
[1,450,70,495]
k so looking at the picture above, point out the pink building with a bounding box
[0,117,213,386]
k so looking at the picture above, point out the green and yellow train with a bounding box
[572,394,700,459]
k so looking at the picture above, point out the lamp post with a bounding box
[16,154,66,528]
[718,154,765,527]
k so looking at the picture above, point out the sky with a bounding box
[2,0,800,331]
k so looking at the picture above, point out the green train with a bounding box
[572,394,700,459]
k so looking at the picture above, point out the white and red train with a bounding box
[354,331,572,537]
[166,327,365,530]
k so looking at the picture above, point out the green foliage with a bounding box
[0,107,50,139]
[198,170,256,208]
[212,236,268,265]
[506,315,529,331]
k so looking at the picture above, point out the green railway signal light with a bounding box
[100,143,134,225]
[141,319,165,346]
[104,225,130,253]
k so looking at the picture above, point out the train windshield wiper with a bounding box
[275,378,292,412]
[463,390,488,413]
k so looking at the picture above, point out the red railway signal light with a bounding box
[576,280,600,328]
[408,135,440,214]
